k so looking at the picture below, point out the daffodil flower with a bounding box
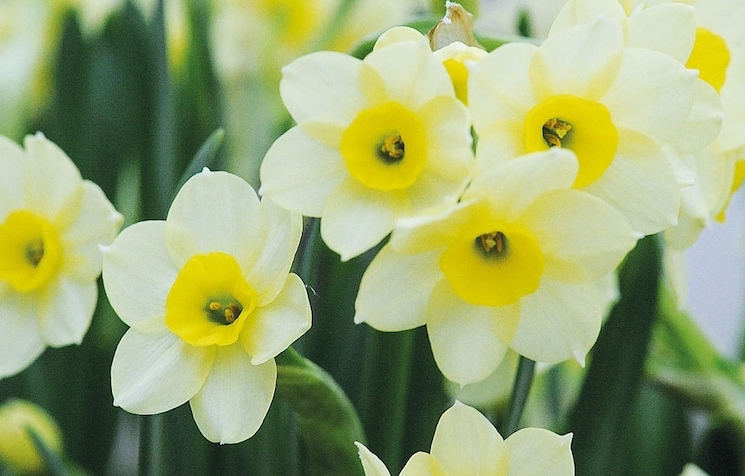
[0,399,64,475]
[356,401,574,476]
[355,148,638,385]
[103,169,311,444]
[469,17,701,236]
[0,133,122,379]
[259,27,474,260]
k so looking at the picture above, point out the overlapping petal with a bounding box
[241,273,311,364]
[356,442,393,476]
[355,245,440,331]
[111,330,213,414]
[190,344,276,444]
[259,127,347,217]
[0,296,45,379]
[36,276,97,347]
[505,429,574,476]
[427,281,514,385]
[102,221,176,333]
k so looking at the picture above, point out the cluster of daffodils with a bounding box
[260,0,732,387]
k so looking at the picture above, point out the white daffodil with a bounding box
[355,149,638,385]
[356,401,574,476]
[260,27,474,260]
[469,16,702,236]
[103,169,311,444]
[0,133,122,379]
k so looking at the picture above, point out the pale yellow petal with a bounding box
[259,126,347,217]
[354,245,440,331]
[430,402,505,474]
[36,276,96,347]
[548,0,625,36]
[241,274,311,365]
[190,345,276,444]
[111,329,213,414]
[0,295,44,379]
[627,3,696,64]
[355,442,392,476]
[505,429,574,476]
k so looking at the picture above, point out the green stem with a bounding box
[503,356,536,436]
[138,414,163,476]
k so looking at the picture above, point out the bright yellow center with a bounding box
[340,101,427,191]
[439,222,545,307]
[525,95,619,188]
[686,27,730,93]
[443,58,470,105]
[0,210,62,293]
[165,252,257,347]
[260,0,320,47]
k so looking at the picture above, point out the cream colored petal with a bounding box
[111,329,213,414]
[668,80,723,155]
[584,131,680,235]
[279,51,365,125]
[320,179,400,261]
[0,295,45,379]
[548,0,626,36]
[102,221,175,333]
[259,126,347,217]
[166,169,263,268]
[37,276,96,347]
[354,245,440,331]
[355,442,392,476]
[245,198,303,305]
[23,133,83,224]
[390,200,483,255]
[364,40,454,110]
[61,181,123,281]
[521,189,638,282]
[511,278,602,365]
[190,345,276,444]
[627,3,696,64]
[469,42,537,132]
[602,48,696,145]
[374,26,427,50]
[241,273,310,365]
[505,429,574,476]
[399,452,446,476]
[406,169,468,214]
[416,96,474,182]
[531,19,624,100]
[0,136,25,218]
[427,281,513,386]
[469,148,579,219]
[430,402,505,474]
[719,54,745,153]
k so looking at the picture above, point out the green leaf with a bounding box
[276,347,366,476]
[569,235,661,476]
[27,427,68,476]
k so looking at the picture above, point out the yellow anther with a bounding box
[208,301,222,311]
[542,118,572,148]
[380,134,405,162]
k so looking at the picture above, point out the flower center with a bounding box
[165,252,257,347]
[439,223,544,307]
[525,95,618,188]
[340,100,427,191]
[686,27,730,93]
[0,210,62,293]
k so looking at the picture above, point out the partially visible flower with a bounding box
[103,169,311,444]
[0,399,63,475]
[356,401,574,476]
[0,133,122,379]
[469,16,703,236]
[260,28,474,260]
[680,464,710,476]
[355,149,638,385]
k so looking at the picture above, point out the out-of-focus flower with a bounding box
[680,463,710,476]
[260,28,474,260]
[0,133,122,379]
[103,169,311,444]
[356,401,574,476]
[0,399,63,475]
[355,149,637,385]
[469,16,703,236]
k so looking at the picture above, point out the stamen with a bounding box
[205,299,243,325]
[25,240,45,267]
[379,134,405,162]
[477,231,507,256]
[542,118,572,148]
